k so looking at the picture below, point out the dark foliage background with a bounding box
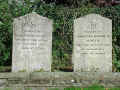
[0,0,120,71]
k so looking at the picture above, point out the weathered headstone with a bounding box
[73,14,112,72]
[12,12,53,72]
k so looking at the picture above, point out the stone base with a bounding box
[0,72,120,88]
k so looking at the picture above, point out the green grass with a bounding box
[2,87,120,90]
[47,85,120,90]
[48,88,59,90]
[25,88,32,90]
[4,88,11,90]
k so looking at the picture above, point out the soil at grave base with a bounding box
[0,66,73,72]
[0,66,116,72]
[0,66,11,72]
[59,66,73,72]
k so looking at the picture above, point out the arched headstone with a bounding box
[12,12,53,72]
[73,14,112,72]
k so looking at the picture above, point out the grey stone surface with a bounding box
[12,12,53,72]
[73,14,112,72]
[0,79,6,87]
[0,72,120,88]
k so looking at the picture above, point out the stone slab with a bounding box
[73,14,112,72]
[12,12,53,72]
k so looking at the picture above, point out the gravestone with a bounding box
[73,14,112,72]
[12,12,53,72]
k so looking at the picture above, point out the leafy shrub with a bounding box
[0,0,120,71]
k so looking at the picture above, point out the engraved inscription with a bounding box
[12,13,52,72]
[76,22,110,55]
[73,14,112,72]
